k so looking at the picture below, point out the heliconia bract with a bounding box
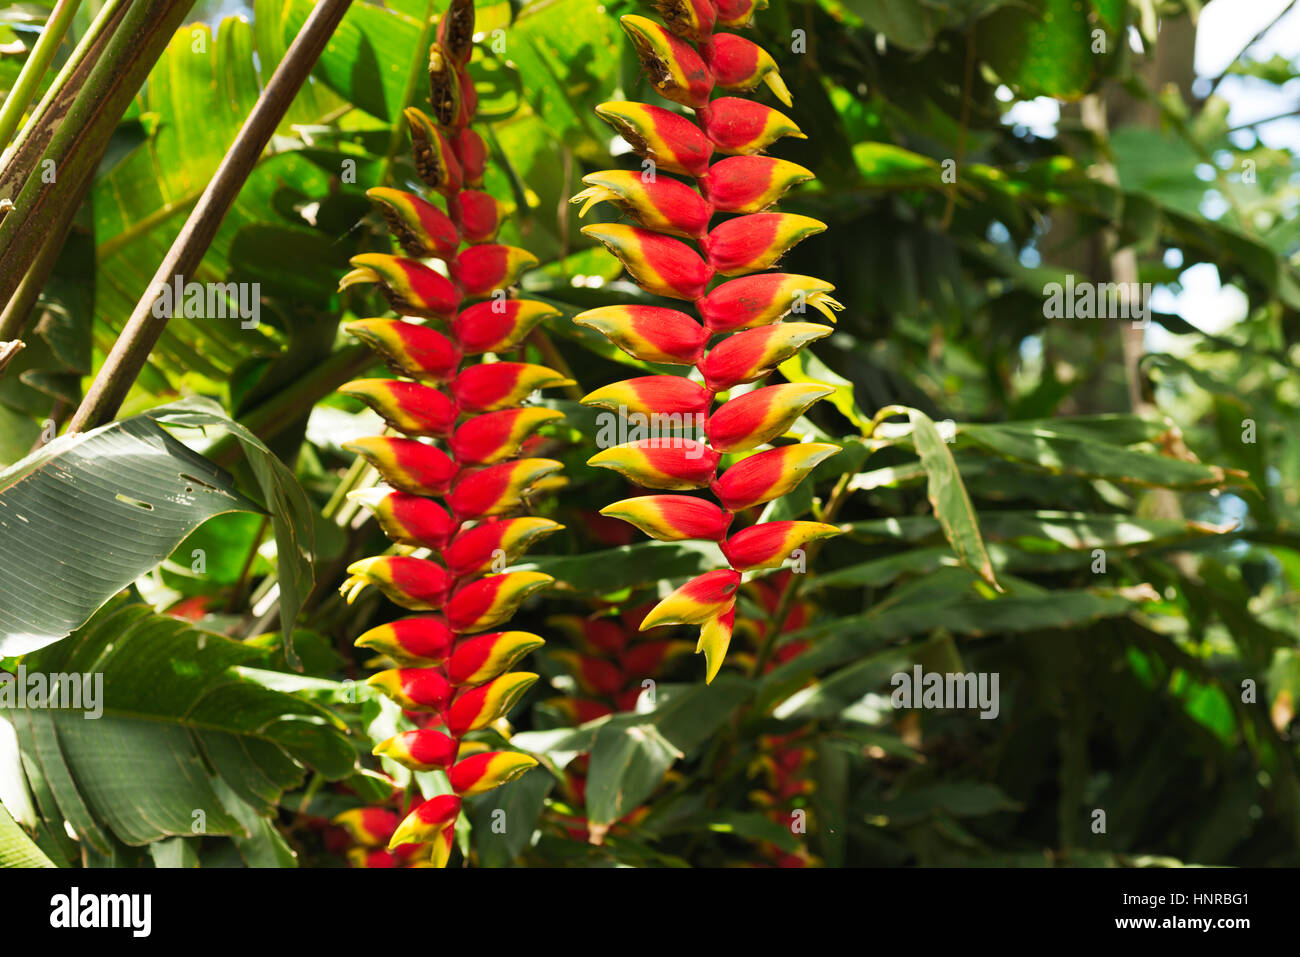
[574,0,844,682]
[334,0,556,869]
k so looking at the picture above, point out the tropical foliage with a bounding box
[1,0,1298,868]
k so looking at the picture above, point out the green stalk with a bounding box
[0,0,81,152]
[0,0,128,195]
[0,0,194,305]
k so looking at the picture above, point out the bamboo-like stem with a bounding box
[0,195,80,341]
[0,0,127,185]
[0,0,82,152]
[67,0,355,433]
[0,0,181,303]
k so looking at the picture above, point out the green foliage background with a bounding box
[2,0,1299,867]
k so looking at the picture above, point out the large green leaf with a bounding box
[909,408,1000,590]
[0,411,262,656]
[0,398,313,657]
[3,596,352,854]
[281,0,423,122]
[468,766,554,867]
[145,397,316,664]
[978,0,1113,100]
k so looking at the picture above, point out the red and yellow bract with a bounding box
[576,0,844,681]
[333,0,562,868]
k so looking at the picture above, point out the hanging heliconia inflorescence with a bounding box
[573,0,843,681]
[334,0,567,868]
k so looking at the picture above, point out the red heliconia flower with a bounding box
[703,156,813,213]
[621,15,714,108]
[343,437,458,496]
[450,362,573,412]
[350,488,456,548]
[339,378,459,437]
[452,299,559,355]
[446,458,563,520]
[443,571,555,632]
[441,517,563,577]
[446,630,546,685]
[573,170,712,238]
[427,42,463,127]
[389,794,463,865]
[641,568,742,628]
[342,555,454,610]
[702,212,825,275]
[405,107,463,194]
[573,305,707,364]
[337,0,562,868]
[450,407,564,464]
[582,375,712,418]
[452,127,487,186]
[594,101,713,177]
[339,254,461,319]
[600,495,732,541]
[588,438,722,490]
[581,224,713,300]
[444,671,540,736]
[698,97,803,155]
[448,189,503,243]
[698,322,833,391]
[700,32,789,103]
[575,0,844,681]
[366,187,461,259]
[706,383,834,452]
[454,244,539,298]
[720,520,841,570]
[448,751,539,796]
[712,443,840,512]
[355,616,455,665]
[368,667,453,712]
[697,272,843,331]
[373,728,459,771]
[343,319,462,383]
